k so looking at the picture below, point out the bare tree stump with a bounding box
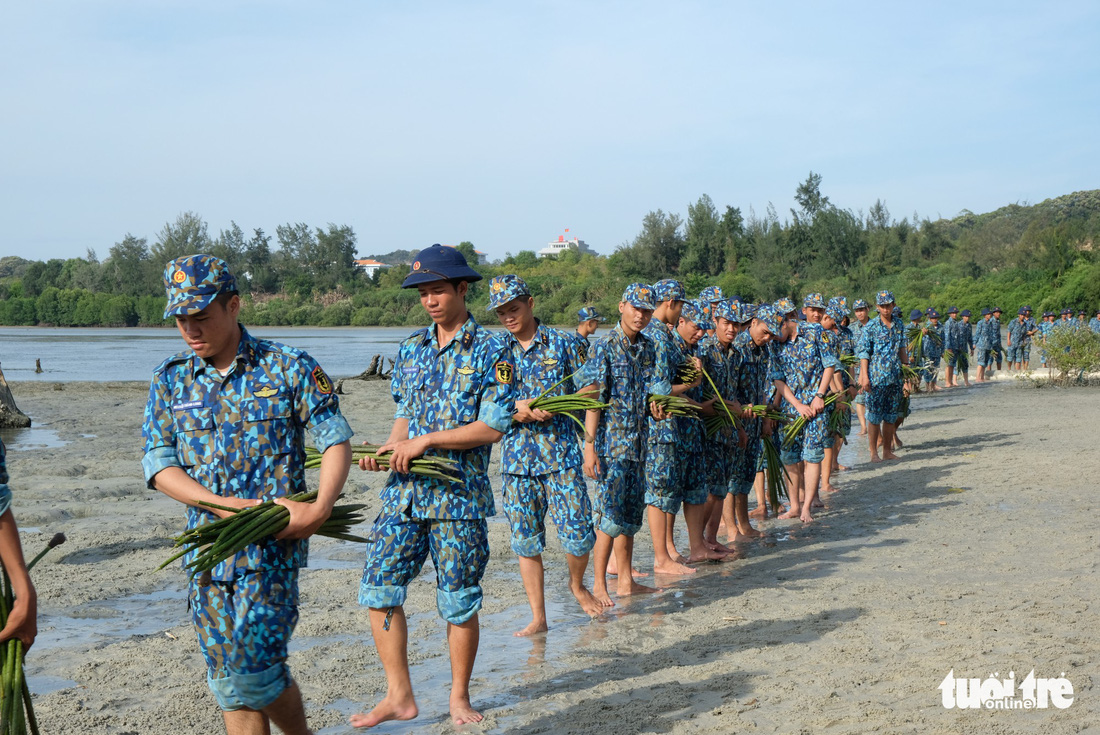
[0,364,31,428]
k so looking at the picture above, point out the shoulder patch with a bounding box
[311,366,333,394]
[495,361,513,384]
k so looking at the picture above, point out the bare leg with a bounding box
[514,554,548,637]
[778,463,802,518]
[822,445,837,493]
[565,552,603,617]
[721,493,750,542]
[665,511,685,562]
[881,422,900,460]
[702,495,736,553]
[867,422,882,462]
[733,494,762,537]
[648,505,695,574]
[800,461,822,523]
[855,402,868,435]
[683,501,728,562]
[350,607,418,728]
[750,472,768,518]
[614,535,655,596]
[223,709,270,735]
[447,616,482,725]
[591,530,615,607]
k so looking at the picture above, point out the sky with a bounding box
[2,1,1098,263]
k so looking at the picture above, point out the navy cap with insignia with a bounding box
[163,254,238,319]
[401,244,483,288]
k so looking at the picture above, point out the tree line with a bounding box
[2,177,1100,328]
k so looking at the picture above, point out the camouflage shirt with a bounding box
[384,315,514,520]
[576,324,669,461]
[699,334,742,446]
[770,322,842,401]
[500,322,584,476]
[141,326,354,580]
[642,319,681,445]
[856,317,905,387]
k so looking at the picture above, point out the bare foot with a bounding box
[350,694,418,728]
[856,429,867,436]
[606,559,648,578]
[869,454,882,463]
[737,526,763,538]
[894,435,904,448]
[686,548,730,562]
[778,506,800,519]
[653,559,697,575]
[812,498,824,508]
[571,584,605,617]
[704,538,736,554]
[799,510,814,524]
[749,506,768,518]
[666,546,687,564]
[882,450,900,461]
[593,586,615,607]
[450,696,483,726]
[823,484,839,494]
[514,619,548,637]
[616,579,657,596]
[835,463,849,472]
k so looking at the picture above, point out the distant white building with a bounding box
[538,234,592,258]
[353,258,389,277]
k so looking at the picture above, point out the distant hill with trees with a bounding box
[2,179,1099,328]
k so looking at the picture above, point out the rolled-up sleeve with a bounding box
[294,355,355,453]
[141,375,181,486]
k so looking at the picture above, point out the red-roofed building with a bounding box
[353,258,389,277]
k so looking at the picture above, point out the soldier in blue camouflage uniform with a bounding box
[729,304,782,533]
[577,283,670,605]
[353,244,514,728]
[573,306,605,361]
[143,254,353,734]
[956,310,974,386]
[698,298,748,549]
[641,279,703,575]
[857,290,908,463]
[770,293,840,524]
[921,309,945,391]
[698,286,726,337]
[0,440,38,655]
[974,307,996,382]
[1038,311,1056,375]
[487,275,601,635]
[1089,309,1100,334]
[1006,307,1038,371]
[942,307,960,386]
[672,300,730,562]
[990,307,1004,370]
[821,299,854,491]
[849,299,872,435]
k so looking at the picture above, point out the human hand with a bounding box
[513,399,554,424]
[274,497,331,540]
[583,444,601,480]
[0,593,36,651]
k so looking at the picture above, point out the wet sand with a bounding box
[3,375,1098,734]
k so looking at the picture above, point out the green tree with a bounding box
[151,212,213,264]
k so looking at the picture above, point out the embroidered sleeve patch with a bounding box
[312,366,333,394]
[495,361,513,384]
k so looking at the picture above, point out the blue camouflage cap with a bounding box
[577,306,605,322]
[826,304,847,322]
[681,300,714,330]
[753,304,783,336]
[734,301,756,323]
[892,306,903,318]
[653,279,687,303]
[853,299,869,310]
[401,243,482,288]
[876,290,895,306]
[622,283,656,310]
[803,292,826,309]
[163,254,238,319]
[830,296,848,309]
[712,298,737,322]
[699,286,725,303]
[486,274,531,310]
[909,309,923,321]
[773,297,797,315]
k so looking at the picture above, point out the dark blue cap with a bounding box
[960,309,971,317]
[401,244,483,288]
[981,307,990,316]
[909,309,923,321]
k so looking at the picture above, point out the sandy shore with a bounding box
[2,374,1097,734]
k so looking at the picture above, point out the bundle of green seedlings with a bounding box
[648,394,701,418]
[698,365,743,430]
[781,392,844,448]
[523,371,610,440]
[1,532,66,735]
[826,398,852,437]
[676,359,701,384]
[746,404,789,422]
[304,445,463,485]
[159,490,368,575]
[760,436,789,511]
[899,390,911,418]
[705,404,787,439]
[901,363,924,388]
[839,353,859,369]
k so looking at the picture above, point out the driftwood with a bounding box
[0,364,31,428]
[334,355,394,394]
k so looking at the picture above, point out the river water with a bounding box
[0,326,424,382]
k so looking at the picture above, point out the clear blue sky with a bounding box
[2,1,1097,262]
